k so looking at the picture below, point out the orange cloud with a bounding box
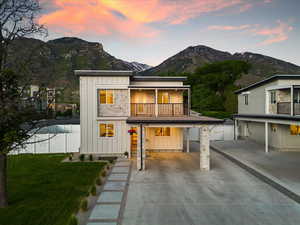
[39,0,259,39]
[208,20,293,45]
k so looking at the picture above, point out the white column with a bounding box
[234,119,238,140]
[136,126,142,170]
[265,90,270,114]
[291,86,294,116]
[200,126,210,171]
[265,122,269,153]
[186,128,190,153]
[142,126,146,170]
[155,89,158,117]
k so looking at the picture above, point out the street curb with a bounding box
[211,145,300,204]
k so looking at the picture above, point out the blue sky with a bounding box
[39,0,300,66]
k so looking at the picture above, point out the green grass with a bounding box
[0,154,106,225]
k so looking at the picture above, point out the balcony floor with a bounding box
[126,116,223,124]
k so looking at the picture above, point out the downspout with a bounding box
[139,123,143,171]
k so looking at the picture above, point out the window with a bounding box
[155,127,170,136]
[244,94,248,105]
[99,90,113,104]
[158,92,169,104]
[99,124,114,137]
[290,125,300,135]
[270,91,276,104]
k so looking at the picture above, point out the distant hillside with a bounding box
[7,37,151,87]
[141,45,300,86]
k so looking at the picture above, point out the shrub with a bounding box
[106,164,110,170]
[68,215,78,225]
[89,154,93,161]
[90,185,97,196]
[101,170,106,177]
[68,155,72,161]
[80,199,88,211]
[201,111,232,119]
[96,177,102,186]
[79,154,85,162]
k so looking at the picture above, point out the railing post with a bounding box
[155,89,158,117]
[291,86,294,116]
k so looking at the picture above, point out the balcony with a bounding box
[131,103,188,117]
[277,102,300,115]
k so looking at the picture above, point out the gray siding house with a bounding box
[76,70,222,170]
[234,75,300,152]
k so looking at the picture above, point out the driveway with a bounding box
[122,143,300,225]
[211,140,300,197]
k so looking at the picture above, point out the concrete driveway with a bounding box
[122,143,300,225]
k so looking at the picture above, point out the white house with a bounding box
[234,74,300,152]
[76,70,223,170]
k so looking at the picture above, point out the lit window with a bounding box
[158,92,169,104]
[270,91,276,104]
[99,124,114,137]
[155,127,170,136]
[290,125,300,135]
[99,90,113,104]
[244,95,248,105]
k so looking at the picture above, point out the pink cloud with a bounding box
[208,20,293,46]
[39,0,262,39]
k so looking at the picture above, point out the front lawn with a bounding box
[0,154,106,225]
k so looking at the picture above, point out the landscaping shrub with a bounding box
[68,215,78,225]
[124,151,129,158]
[90,185,97,196]
[101,170,106,177]
[106,165,110,170]
[68,155,73,161]
[89,154,93,161]
[96,177,102,186]
[79,154,85,161]
[80,199,88,211]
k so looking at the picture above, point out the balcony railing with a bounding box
[130,103,188,117]
[277,102,291,115]
[277,102,300,115]
[131,103,155,117]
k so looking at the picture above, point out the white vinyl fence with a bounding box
[189,123,234,141]
[13,125,80,155]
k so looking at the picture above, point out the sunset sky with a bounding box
[39,0,300,66]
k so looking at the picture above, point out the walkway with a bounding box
[122,150,300,225]
[86,158,131,225]
[211,140,300,198]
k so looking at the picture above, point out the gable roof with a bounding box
[235,74,300,94]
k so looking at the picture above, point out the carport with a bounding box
[126,116,223,171]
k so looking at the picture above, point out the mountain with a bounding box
[141,45,300,86]
[7,37,151,87]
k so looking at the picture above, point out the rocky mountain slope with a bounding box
[141,45,300,86]
[7,37,150,87]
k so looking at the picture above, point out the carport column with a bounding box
[136,124,146,170]
[186,128,190,153]
[234,119,238,140]
[265,122,269,153]
[199,126,210,171]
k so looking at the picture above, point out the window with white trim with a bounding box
[99,90,114,104]
[99,124,114,137]
[270,91,276,104]
[244,94,248,105]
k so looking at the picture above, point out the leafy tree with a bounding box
[188,60,250,113]
[0,0,47,207]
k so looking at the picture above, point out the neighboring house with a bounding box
[76,70,223,170]
[234,74,300,152]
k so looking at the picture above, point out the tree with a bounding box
[188,60,251,113]
[0,0,47,207]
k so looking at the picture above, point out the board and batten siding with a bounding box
[80,76,130,154]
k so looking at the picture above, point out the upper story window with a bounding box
[158,92,169,104]
[270,91,276,104]
[99,90,114,104]
[294,90,300,103]
[99,124,114,137]
[244,94,248,105]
